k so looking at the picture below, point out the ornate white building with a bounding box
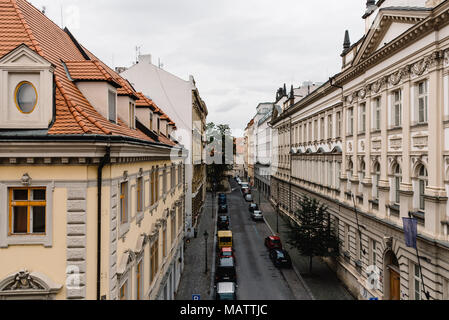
[271,0,449,300]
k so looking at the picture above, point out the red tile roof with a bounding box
[0,0,176,146]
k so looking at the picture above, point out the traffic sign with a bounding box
[192,294,201,301]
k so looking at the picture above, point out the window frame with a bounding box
[108,90,117,123]
[392,90,402,127]
[373,97,381,131]
[1,182,53,248]
[417,80,428,124]
[9,187,46,235]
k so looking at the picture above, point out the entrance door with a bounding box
[389,268,400,300]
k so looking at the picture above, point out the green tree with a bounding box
[206,122,233,191]
[286,195,339,274]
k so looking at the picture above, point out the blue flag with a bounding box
[402,218,417,249]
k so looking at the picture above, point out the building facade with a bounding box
[0,0,185,300]
[254,103,274,198]
[119,56,208,239]
[271,0,449,300]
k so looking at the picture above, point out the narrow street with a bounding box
[176,179,312,300]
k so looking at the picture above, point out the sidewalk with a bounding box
[255,191,355,300]
[175,193,216,300]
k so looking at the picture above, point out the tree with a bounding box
[206,122,233,191]
[286,195,339,274]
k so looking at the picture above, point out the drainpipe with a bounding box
[97,146,111,300]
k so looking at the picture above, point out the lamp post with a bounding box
[204,230,209,274]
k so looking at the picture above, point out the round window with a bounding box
[15,81,37,114]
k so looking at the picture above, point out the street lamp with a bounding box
[204,230,209,274]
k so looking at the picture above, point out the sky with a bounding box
[29,0,367,137]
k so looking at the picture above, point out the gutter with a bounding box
[97,146,111,300]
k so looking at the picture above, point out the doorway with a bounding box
[384,250,400,300]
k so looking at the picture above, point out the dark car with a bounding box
[215,257,237,283]
[265,236,283,250]
[248,203,259,213]
[217,215,230,230]
[269,249,292,268]
[218,203,228,214]
[218,193,227,204]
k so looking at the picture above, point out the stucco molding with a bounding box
[0,270,62,299]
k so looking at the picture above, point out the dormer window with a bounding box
[157,118,160,134]
[0,44,54,129]
[108,90,117,123]
[15,81,38,114]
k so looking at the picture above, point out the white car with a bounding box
[245,194,253,202]
[251,210,263,221]
[241,182,249,189]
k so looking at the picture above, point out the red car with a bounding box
[265,236,283,250]
[219,247,235,260]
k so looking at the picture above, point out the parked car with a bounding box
[217,215,230,230]
[269,249,292,268]
[218,196,227,206]
[251,210,263,221]
[218,203,228,214]
[248,203,259,213]
[265,236,283,250]
[245,194,253,202]
[215,282,237,300]
[218,247,235,260]
[215,257,237,283]
[240,182,249,189]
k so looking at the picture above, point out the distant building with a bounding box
[119,55,208,239]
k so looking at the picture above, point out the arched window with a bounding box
[418,165,428,211]
[393,164,402,204]
[373,162,381,200]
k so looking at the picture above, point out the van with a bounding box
[215,257,237,283]
[217,230,233,250]
[215,282,237,300]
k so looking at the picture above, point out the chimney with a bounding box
[138,54,152,65]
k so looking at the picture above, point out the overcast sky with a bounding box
[30,0,367,137]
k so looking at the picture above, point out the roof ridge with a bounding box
[10,0,44,56]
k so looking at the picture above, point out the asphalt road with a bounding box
[226,179,309,300]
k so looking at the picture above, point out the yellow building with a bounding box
[0,0,185,300]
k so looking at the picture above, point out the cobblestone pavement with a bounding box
[175,193,216,300]
[253,189,355,300]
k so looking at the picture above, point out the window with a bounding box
[418,165,428,211]
[150,169,155,206]
[371,240,377,267]
[336,162,341,189]
[320,117,325,140]
[360,161,366,194]
[120,182,128,224]
[374,162,380,200]
[417,81,428,124]
[155,168,159,202]
[373,97,381,131]
[137,177,143,212]
[414,263,422,300]
[178,164,183,186]
[178,205,183,233]
[150,112,153,131]
[157,118,160,134]
[314,119,318,141]
[308,122,312,142]
[119,280,128,300]
[328,162,333,188]
[347,107,354,135]
[15,81,37,114]
[163,228,167,258]
[394,164,402,205]
[328,115,333,139]
[163,167,167,194]
[136,260,143,300]
[108,90,117,123]
[171,212,176,244]
[129,102,135,129]
[359,104,366,133]
[9,187,46,235]
[150,240,159,283]
[393,90,402,127]
[336,112,342,137]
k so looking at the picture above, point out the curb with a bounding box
[263,215,316,301]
